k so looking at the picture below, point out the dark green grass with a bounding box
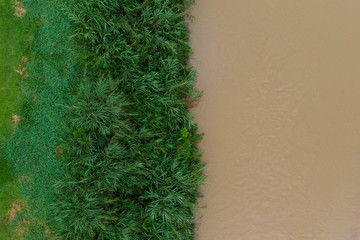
[52,1,205,239]
[0,0,26,238]
[7,0,77,239]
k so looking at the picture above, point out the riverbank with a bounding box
[3,1,204,239]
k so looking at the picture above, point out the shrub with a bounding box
[8,0,204,239]
[53,0,204,239]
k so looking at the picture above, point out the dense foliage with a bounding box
[53,1,204,239]
[8,0,204,239]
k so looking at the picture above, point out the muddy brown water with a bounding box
[190,1,360,239]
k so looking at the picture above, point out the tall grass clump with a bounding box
[6,0,77,238]
[53,0,205,239]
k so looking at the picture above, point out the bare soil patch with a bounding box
[7,203,21,222]
[13,1,26,18]
[12,114,20,128]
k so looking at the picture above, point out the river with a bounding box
[190,1,360,239]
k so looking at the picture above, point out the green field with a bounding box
[0,0,26,238]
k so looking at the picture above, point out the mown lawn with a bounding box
[0,0,26,238]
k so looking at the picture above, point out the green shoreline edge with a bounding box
[4,1,205,239]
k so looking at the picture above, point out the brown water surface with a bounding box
[190,1,360,239]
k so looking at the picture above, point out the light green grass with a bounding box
[0,0,26,238]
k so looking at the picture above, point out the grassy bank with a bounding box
[52,1,204,239]
[7,0,204,239]
[6,0,77,238]
[0,0,26,238]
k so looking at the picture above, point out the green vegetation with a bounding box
[0,0,26,238]
[6,0,76,238]
[6,0,204,239]
[51,1,205,239]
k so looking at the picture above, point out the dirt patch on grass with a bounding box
[13,1,26,18]
[7,203,21,222]
[15,56,28,77]
[15,219,29,239]
[19,175,30,182]
[7,201,55,239]
[56,145,63,155]
[15,66,26,76]
[12,114,20,128]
